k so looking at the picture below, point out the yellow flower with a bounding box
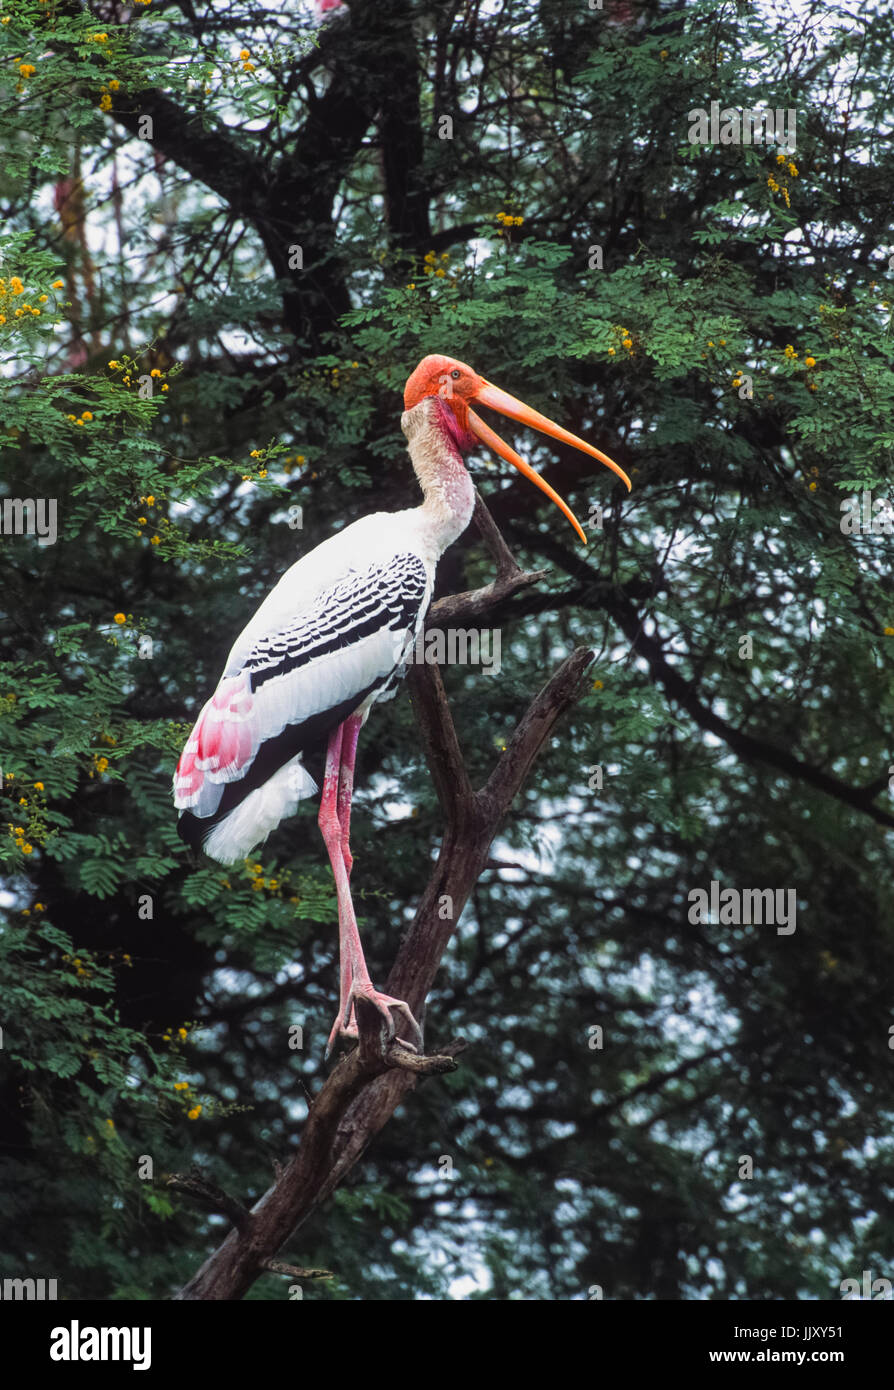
[808,481,818,490]
[1,16,10,23]
[108,360,120,369]
[81,410,93,421]
[34,902,44,911]
[804,356,816,368]
[592,679,603,690]
[109,79,121,92]
[242,61,255,72]
[161,383,169,391]
[788,163,798,177]
[10,277,24,295]
[239,48,250,58]
[99,94,112,112]
[105,1118,115,1129]
[150,367,161,377]
[258,468,267,478]
[19,63,36,78]
[150,535,161,546]
[884,627,894,637]
[22,843,33,854]
[174,1081,189,1091]
[178,1027,188,1040]
[145,495,155,505]
[113,612,126,624]
[33,782,43,790]
[607,347,615,355]
[249,449,262,458]
[187,1106,202,1120]
[38,294,47,303]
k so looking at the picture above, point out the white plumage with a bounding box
[173,354,627,1055]
[174,399,468,863]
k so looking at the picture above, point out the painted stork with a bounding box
[173,354,630,1054]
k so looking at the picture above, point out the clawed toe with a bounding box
[325,984,422,1058]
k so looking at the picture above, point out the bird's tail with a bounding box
[180,754,318,865]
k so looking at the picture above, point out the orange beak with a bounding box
[468,381,631,546]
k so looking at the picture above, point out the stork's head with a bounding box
[403,353,631,545]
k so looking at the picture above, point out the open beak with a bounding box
[469,380,631,545]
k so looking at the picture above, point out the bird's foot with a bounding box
[325,983,422,1060]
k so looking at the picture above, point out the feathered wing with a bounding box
[174,549,431,862]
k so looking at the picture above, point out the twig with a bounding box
[165,1172,251,1232]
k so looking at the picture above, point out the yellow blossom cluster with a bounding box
[423,250,449,278]
[108,359,170,393]
[767,153,798,208]
[495,211,524,227]
[235,46,255,73]
[0,275,56,326]
[6,820,32,854]
[135,493,170,545]
[240,859,301,904]
[162,1023,191,1044]
[172,1079,202,1118]
[607,324,635,357]
[65,408,94,426]
[783,344,819,390]
[61,954,92,979]
[5,772,47,854]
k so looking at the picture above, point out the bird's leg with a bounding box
[335,713,363,878]
[319,721,422,1059]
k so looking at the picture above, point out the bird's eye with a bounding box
[451,369,461,379]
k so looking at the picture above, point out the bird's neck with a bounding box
[407,407,476,554]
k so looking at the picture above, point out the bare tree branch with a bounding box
[174,571,593,1298]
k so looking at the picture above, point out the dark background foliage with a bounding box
[0,0,892,1299]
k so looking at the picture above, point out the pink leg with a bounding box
[336,713,363,877]
[318,720,422,1058]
